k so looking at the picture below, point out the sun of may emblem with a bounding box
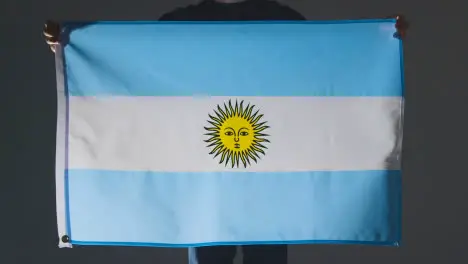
[204,100,270,168]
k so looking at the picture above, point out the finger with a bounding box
[46,39,59,45]
[43,21,60,40]
[43,31,54,38]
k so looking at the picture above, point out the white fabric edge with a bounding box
[55,45,72,248]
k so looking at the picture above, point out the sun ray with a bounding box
[254,138,270,143]
[217,105,228,120]
[204,127,218,132]
[231,152,237,168]
[207,120,220,128]
[225,151,233,166]
[204,137,219,143]
[251,145,266,155]
[215,110,226,122]
[204,132,219,137]
[249,110,260,122]
[205,99,270,168]
[254,142,268,149]
[208,114,223,125]
[251,114,263,125]
[254,126,269,133]
[253,121,267,129]
[213,147,226,158]
[206,141,220,148]
[209,144,224,155]
[243,151,251,165]
[223,103,230,117]
[246,149,258,163]
[248,148,261,159]
[228,100,235,117]
[239,101,244,116]
[243,104,253,119]
[219,149,228,163]
[240,152,247,168]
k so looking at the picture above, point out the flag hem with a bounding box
[63,18,397,26]
[395,36,405,244]
[67,239,401,247]
[55,45,72,248]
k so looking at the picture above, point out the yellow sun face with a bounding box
[204,99,270,168]
[219,116,254,152]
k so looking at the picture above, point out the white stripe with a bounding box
[54,46,72,248]
[68,96,403,172]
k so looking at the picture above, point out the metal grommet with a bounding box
[61,235,70,243]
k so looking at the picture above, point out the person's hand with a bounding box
[43,20,61,53]
[390,15,408,40]
[394,15,409,39]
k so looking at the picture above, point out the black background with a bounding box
[3,0,468,263]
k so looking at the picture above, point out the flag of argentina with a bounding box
[55,20,403,248]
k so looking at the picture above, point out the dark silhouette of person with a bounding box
[160,2,304,264]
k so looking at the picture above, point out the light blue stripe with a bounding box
[64,21,402,97]
[66,169,401,246]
